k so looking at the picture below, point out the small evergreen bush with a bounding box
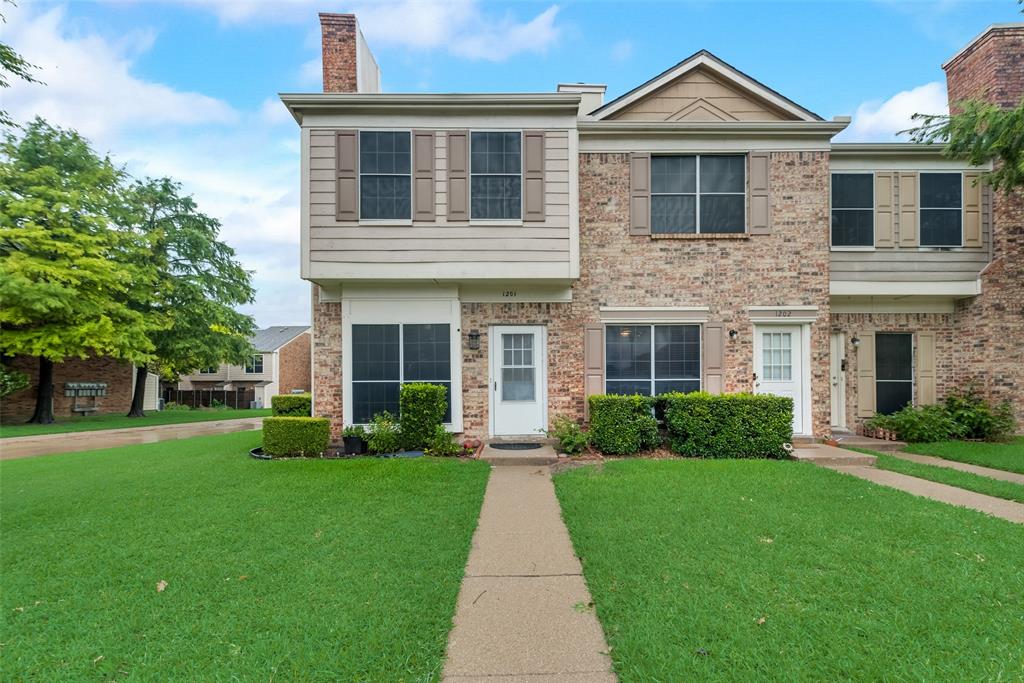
[588,395,659,455]
[262,417,330,457]
[399,383,447,450]
[367,411,402,454]
[424,425,461,457]
[662,392,793,459]
[545,416,590,455]
[271,393,312,417]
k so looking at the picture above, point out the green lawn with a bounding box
[554,460,1024,682]
[0,408,272,438]
[1,432,490,681]
[904,437,1024,475]
[865,450,1024,504]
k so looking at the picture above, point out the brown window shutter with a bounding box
[335,130,358,221]
[447,130,470,221]
[703,323,726,394]
[413,131,435,222]
[874,172,895,248]
[856,331,876,417]
[523,131,546,222]
[916,332,937,405]
[629,152,651,235]
[748,152,771,235]
[963,172,982,248]
[898,172,919,247]
[583,324,605,419]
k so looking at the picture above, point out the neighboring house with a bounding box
[1,356,160,422]
[175,326,311,407]
[282,15,1023,442]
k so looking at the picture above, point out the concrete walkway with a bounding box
[442,465,615,682]
[888,452,1024,485]
[0,417,264,460]
[824,464,1024,524]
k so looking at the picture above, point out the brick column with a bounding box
[311,284,343,441]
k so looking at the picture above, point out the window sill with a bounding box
[469,220,524,227]
[649,233,749,240]
[831,246,875,252]
[359,219,413,227]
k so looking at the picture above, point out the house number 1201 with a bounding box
[502,291,517,298]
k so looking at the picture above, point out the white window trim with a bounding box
[603,323,703,396]
[358,129,413,223]
[650,154,747,235]
[829,170,875,251]
[918,170,964,248]
[469,130,525,222]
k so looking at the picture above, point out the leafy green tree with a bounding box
[0,362,28,398]
[118,177,256,417]
[0,118,155,423]
[0,1,40,129]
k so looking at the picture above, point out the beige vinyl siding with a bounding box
[308,129,572,276]
[608,67,791,122]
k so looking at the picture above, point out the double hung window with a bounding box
[651,155,745,234]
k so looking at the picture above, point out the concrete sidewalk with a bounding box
[0,417,264,460]
[888,452,1024,485]
[442,466,616,682]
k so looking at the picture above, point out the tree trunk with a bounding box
[127,366,148,417]
[28,356,55,424]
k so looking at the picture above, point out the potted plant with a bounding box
[342,424,368,455]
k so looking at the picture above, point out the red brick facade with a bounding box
[319,13,358,94]
[311,284,343,440]
[278,332,311,395]
[1,355,136,422]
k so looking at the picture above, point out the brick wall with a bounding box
[277,332,311,395]
[1,355,136,423]
[320,13,358,94]
[311,284,343,440]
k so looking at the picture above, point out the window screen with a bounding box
[471,132,521,219]
[875,333,913,415]
[920,173,962,246]
[605,324,701,396]
[651,155,745,234]
[831,173,874,246]
[359,131,411,220]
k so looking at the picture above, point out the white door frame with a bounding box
[753,323,813,437]
[830,331,847,431]
[488,325,548,437]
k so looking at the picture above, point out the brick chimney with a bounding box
[943,23,1024,110]
[320,12,380,94]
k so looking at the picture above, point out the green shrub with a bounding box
[545,416,590,455]
[367,411,402,454]
[399,383,447,450]
[262,417,330,457]
[424,425,461,457]
[867,404,964,443]
[943,385,1017,441]
[162,402,191,412]
[271,393,312,417]
[588,394,659,455]
[342,424,367,439]
[663,392,792,459]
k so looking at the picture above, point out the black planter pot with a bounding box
[343,436,367,455]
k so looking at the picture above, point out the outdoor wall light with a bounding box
[467,329,481,350]
[851,336,861,347]
[728,329,739,341]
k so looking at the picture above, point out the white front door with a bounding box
[754,325,806,435]
[489,326,547,436]
[830,331,847,431]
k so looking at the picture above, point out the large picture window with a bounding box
[831,173,873,247]
[471,132,521,220]
[920,172,962,246]
[651,155,745,234]
[351,323,451,424]
[875,333,913,415]
[359,131,411,220]
[605,324,701,396]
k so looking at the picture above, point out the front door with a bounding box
[830,331,847,431]
[489,326,547,436]
[754,325,805,435]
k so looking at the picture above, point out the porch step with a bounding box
[480,443,559,466]
[833,434,907,452]
[790,444,877,467]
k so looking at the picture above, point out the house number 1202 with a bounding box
[502,291,517,298]
[775,310,792,317]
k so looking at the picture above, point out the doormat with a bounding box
[489,442,542,450]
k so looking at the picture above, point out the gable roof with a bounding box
[251,326,310,352]
[591,50,822,122]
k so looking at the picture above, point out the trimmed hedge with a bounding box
[263,416,330,457]
[588,394,659,455]
[271,393,312,417]
[663,392,792,459]
[399,383,447,450]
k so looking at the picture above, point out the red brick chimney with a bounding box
[320,12,380,94]
[943,23,1024,111]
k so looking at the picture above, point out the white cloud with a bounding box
[610,39,632,63]
[1,4,306,328]
[838,81,949,142]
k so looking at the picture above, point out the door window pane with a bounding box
[761,332,792,381]
[501,333,535,402]
[359,132,411,220]
[920,173,962,246]
[471,132,522,219]
[831,173,874,247]
[875,333,913,415]
[502,368,535,401]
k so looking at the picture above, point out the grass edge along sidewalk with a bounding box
[0,408,272,439]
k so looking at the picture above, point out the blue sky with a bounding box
[3,0,1020,326]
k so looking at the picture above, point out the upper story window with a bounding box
[831,173,873,247]
[605,324,701,396]
[199,366,217,374]
[651,155,745,234]
[471,132,521,220]
[359,131,411,220]
[245,354,264,374]
[920,172,962,247]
